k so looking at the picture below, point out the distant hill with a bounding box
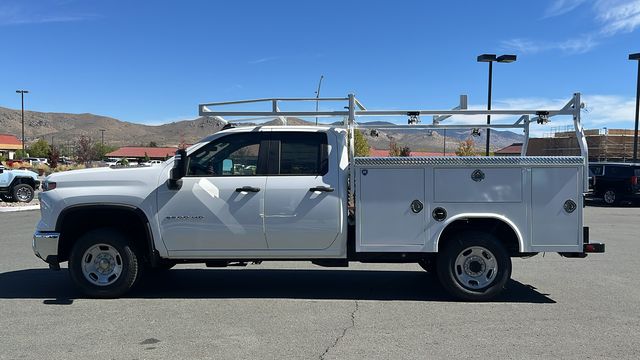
[0,107,523,151]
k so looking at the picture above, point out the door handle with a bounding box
[235,186,261,193]
[309,186,334,192]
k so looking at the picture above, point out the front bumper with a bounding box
[33,231,60,270]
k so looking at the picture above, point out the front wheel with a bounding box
[69,229,140,298]
[437,231,511,301]
[12,184,34,203]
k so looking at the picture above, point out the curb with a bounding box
[0,205,40,213]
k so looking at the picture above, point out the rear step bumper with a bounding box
[560,242,605,258]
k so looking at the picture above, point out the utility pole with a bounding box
[315,75,324,126]
[16,90,29,159]
[100,129,106,146]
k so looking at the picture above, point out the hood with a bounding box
[47,164,169,188]
[6,168,39,180]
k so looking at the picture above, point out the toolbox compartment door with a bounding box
[356,167,426,252]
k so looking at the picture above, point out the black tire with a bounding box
[68,228,140,298]
[437,231,511,301]
[602,188,618,206]
[0,193,15,202]
[12,183,34,203]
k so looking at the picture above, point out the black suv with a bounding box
[589,163,640,205]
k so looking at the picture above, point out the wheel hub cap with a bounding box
[454,246,498,290]
[81,244,123,286]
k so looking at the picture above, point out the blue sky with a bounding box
[0,0,639,135]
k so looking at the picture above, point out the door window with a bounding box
[187,133,265,176]
[272,133,328,175]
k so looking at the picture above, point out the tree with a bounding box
[48,145,61,169]
[389,141,401,156]
[75,136,95,164]
[15,149,28,159]
[353,130,370,157]
[143,152,150,163]
[399,146,411,157]
[92,143,117,160]
[456,138,477,156]
[29,139,51,158]
[148,141,158,147]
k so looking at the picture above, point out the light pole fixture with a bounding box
[477,54,517,155]
[16,90,29,159]
[630,52,640,163]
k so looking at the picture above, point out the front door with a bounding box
[157,132,270,252]
[264,132,341,250]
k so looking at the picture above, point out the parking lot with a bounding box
[1,206,639,359]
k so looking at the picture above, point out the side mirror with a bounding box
[0,166,4,174]
[168,149,187,190]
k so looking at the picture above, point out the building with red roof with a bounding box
[106,146,178,160]
[494,143,523,156]
[0,133,22,160]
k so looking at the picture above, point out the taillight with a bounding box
[43,181,57,191]
[631,176,638,186]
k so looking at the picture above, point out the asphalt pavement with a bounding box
[0,206,639,359]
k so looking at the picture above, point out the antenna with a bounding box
[315,75,324,125]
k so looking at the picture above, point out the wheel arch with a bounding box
[10,176,36,188]
[55,204,156,265]
[435,213,524,255]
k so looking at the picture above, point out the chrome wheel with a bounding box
[15,186,33,202]
[453,246,498,290]
[81,244,123,286]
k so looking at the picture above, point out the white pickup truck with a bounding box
[33,93,604,300]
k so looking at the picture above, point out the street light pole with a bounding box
[16,90,29,159]
[630,53,640,163]
[477,54,517,156]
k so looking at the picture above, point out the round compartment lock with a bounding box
[410,200,424,214]
[471,169,485,182]
[362,169,368,176]
[432,207,447,222]
[564,199,577,213]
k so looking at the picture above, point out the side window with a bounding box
[590,165,603,176]
[187,133,264,176]
[276,133,328,176]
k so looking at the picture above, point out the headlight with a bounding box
[42,181,57,191]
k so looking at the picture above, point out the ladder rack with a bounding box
[199,93,588,191]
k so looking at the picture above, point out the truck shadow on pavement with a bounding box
[0,268,555,304]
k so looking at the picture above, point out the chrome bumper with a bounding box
[33,231,60,269]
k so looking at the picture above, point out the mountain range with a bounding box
[0,106,523,152]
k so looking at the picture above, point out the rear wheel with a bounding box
[69,229,140,298]
[603,188,618,205]
[437,231,511,301]
[12,184,34,203]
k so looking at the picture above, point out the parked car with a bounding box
[589,162,640,205]
[0,165,40,203]
[142,160,163,166]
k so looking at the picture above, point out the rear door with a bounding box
[263,131,341,250]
